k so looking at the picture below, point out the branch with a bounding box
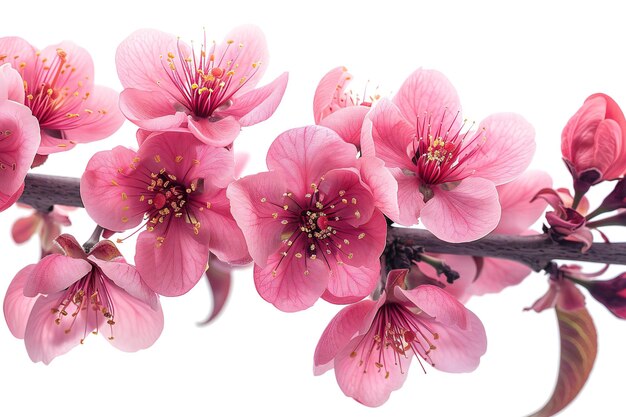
[388,227,626,271]
[17,174,626,270]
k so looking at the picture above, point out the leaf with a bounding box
[198,254,232,326]
[528,307,597,417]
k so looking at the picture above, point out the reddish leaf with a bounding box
[528,307,597,417]
[198,256,232,326]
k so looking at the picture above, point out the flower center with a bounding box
[50,267,116,344]
[328,72,380,115]
[411,110,485,185]
[161,34,262,118]
[349,303,439,378]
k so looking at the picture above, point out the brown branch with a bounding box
[387,227,626,271]
[16,174,626,270]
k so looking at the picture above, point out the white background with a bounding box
[1,1,625,416]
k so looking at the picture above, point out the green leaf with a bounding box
[528,307,597,417]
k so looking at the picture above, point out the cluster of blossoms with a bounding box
[2,25,626,413]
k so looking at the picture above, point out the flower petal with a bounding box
[135,224,209,296]
[11,214,40,244]
[98,280,164,352]
[392,69,461,135]
[367,99,416,171]
[187,115,241,147]
[319,106,370,147]
[324,261,379,303]
[39,42,95,92]
[496,170,552,234]
[392,168,425,226]
[266,125,358,196]
[313,66,350,123]
[356,156,399,220]
[221,72,288,127]
[119,88,187,131]
[23,254,91,297]
[0,37,37,80]
[0,100,40,195]
[314,299,377,375]
[90,257,158,310]
[24,293,95,364]
[461,113,536,185]
[421,177,501,242]
[395,284,470,330]
[3,264,38,338]
[254,251,329,312]
[227,171,290,266]
[0,63,25,102]
[415,254,476,303]
[471,257,532,296]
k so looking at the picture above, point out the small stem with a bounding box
[415,252,460,283]
[83,225,104,253]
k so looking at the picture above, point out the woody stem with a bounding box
[18,173,626,269]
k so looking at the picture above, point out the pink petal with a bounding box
[36,130,76,155]
[332,209,387,267]
[0,183,23,212]
[470,257,532,296]
[221,72,288,126]
[116,29,186,102]
[367,99,416,171]
[314,299,377,375]
[317,168,375,226]
[427,309,487,373]
[227,171,289,266]
[0,63,25,102]
[39,41,95,92]
[496,170,552,234]
[11,214,40,244]
[392,168,425,226]
[200,256,232,325]
[313,66,350,123]
[266,126,358,196]
[195,184,251,265]
[137,131,234,188]
[583,119,622,176]
[187,115,241,147]
[356,156,399,220]
[23,254,91,297]
[325,261,379,302]
[81,146,146,231]
[421,177,501,243]
[3,265,38,338]
[24,293,94,364]
[334,334,412,407]
[396,285,470,330]
[135,223,209,296]
[87,239,123,261]
[254,251,329,312]
[319,106,370,147]
[0,37,36,80]
[90,257,159,310]
[119,88,188,131]
[54,234,87,259]
[392,69,461,135]
[215,25,269,94]
[98,280,164,352]
[561,95,605,163]
[461,113,536,185]
[0,100,40,195]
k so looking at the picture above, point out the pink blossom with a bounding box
[0,37,124,155]
[0,64,40,211]
[313,66,377,148]
[413,171,552,300]
[3,234,163,364]
[576,272,626,319]
[12,204,73,257]
[562,93,626,197]
[228,126,396,312]
[526,264,590,313]
[314,269,487,407]
[81,131,250,296]
[532,188,593,251]
[116,26,288,148]
[362,69,535,242]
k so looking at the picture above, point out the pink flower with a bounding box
[116,26,288,148]
[314,269,487,407]
[228,126,396,312]
[3,234,163,364]
[0,37,124,155]
[561,93,626,197]
[526,264,589,313]
[532,188,593,251]
[81,131,250,296]
[12,204,73,257]
[362,69,535,242]
[0,64,40,211]
[313,66,377,148]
